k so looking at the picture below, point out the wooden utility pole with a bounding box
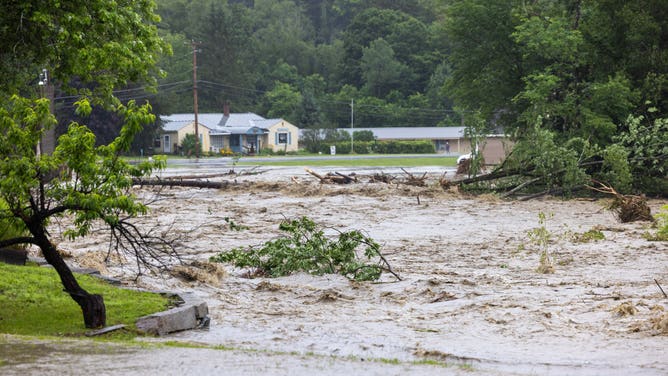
[350,99,354,154]
[192,41,201,158]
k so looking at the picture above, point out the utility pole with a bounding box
[350,99,354,154]
[38,69,55,157]
[192,40,201,159]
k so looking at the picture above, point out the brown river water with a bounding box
[2,165,666,375]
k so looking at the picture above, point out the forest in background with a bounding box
[150,0,453,130]
[3,0,664,194]
[151,0,668,195]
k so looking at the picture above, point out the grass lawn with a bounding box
[0,262,170,337]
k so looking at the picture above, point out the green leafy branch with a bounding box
[210,216,401,281]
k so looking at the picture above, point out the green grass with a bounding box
[237,156,458,167]
[0,263,170,336]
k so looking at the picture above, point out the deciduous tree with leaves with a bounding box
[0,0,170,328]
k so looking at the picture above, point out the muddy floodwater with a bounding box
[3,165,667,375]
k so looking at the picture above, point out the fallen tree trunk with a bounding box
[132,178,232,189]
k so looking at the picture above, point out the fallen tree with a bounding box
[133,177,232,189]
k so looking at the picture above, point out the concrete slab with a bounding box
[135,293,209,336]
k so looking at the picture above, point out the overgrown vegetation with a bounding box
[0,263,170,336]
[210,216,399,281]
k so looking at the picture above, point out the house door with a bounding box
[163,135,171,153]
[246,135,257,154]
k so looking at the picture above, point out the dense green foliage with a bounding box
[210,217,392,281]
[0,263,170,336]
[0,0,169,327]
[151,0,454,130]
[445,0,667,194]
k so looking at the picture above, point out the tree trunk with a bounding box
[32,226,107,328]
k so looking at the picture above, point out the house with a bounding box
[156,104,299,155]
[334,127,511,164]
[157,118,211,155]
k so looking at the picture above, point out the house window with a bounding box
[154,136,161,148]
[277,132,288,144]
[230,135,240,147]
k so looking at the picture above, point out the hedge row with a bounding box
[318,140,435,155]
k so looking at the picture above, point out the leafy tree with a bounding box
[299,128,325,153]
[615,113,668,195]
[360,38,411,97]
[1,1,167,103]
[264,82,302,123]
[340,8,431,89]
[0,98,167,328]
[444,0,524,124]
[353,130,375,142]
[251,0,317,75]
[299,90,323,129]
[0,0,169,328]
[190,0,256,110]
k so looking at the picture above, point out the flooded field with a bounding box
[3,165,667,375]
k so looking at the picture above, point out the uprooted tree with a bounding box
[0,0,170,328]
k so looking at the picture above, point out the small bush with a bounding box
[210,217,398,281]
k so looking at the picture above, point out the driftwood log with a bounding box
[305,168,357,184]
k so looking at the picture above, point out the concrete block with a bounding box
[135,293,209,336]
